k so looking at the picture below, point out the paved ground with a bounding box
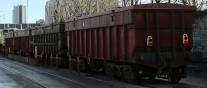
[0,56,206,88]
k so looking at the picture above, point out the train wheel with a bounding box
[49,54,53,66]
[79,59,86,72]
[40,53,44,65]
[105,63,114,77]
[123,66,137,82]
[148,69,157,80]
[149,74,156,80]
[168,69,181,83]
[116,66,123,79]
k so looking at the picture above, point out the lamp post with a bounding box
[27,0,29,28]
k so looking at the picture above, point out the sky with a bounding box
[0,0,47,23]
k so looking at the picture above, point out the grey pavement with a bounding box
[0,56,206,88]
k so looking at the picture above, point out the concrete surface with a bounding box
[0,56,206,88]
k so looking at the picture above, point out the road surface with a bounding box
[0,56,206,88]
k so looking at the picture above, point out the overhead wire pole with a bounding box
[27,0,29,28]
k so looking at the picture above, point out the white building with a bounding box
[13,5,27,24]
[45,0,56,24]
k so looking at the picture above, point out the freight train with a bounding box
[4,3,196,83]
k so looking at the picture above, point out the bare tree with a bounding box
[47,0,118,24]
[47,0,206,24]
[119,0,206,10]
[162,0,206,10]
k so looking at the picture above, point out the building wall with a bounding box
[13,6,19,24]
[193,15,207,61]
[21,6,27,24]
[45,0,55,24]
[36,19,45,25]
[13,5,27,24]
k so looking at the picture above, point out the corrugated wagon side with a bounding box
[15,29,30,56]
[31,23,67,67]
[4,29,30,56]
[65,9,135,72]
[4,32,14,55]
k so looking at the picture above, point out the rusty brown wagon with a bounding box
[4,3,196,83]
[65,3,196,83]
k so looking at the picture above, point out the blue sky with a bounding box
[0,0,47,23]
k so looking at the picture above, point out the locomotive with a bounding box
[4,3,196,83]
